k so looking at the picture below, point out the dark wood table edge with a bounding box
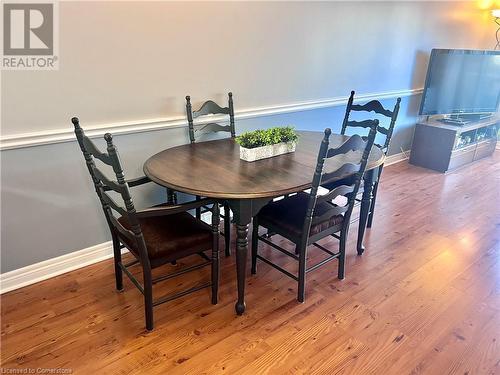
[143,156,385,199]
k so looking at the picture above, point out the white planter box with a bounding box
[239,141,297,162]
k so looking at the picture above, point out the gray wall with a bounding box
[1,1,492,136]
[1,1,494,273]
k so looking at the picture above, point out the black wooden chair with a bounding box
[325,91,401,228]
[252,122,378,303]
[185,93,235,257]
[72,117,220,331]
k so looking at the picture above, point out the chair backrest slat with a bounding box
[316,184,355,204]
[82,136,113,165]
[377,126,390,136]
[341,90,401,153]
[196,122,233,135]
[91,165,128,195]
[193,100,230,117]
[321,163,360,184]
[100,191,128,217]
[186,92,236,143]
[326,134,366,158]
[343,121,390,137]
[351,100,394,117]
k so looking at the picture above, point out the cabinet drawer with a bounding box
[449,146,475,170]
[474,140,496,160]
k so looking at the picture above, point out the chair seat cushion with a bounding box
[118,210,212,265]
[257,192,344,239]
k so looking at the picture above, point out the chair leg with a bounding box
[211,202,220,305]
[367,181,379,228]
[166,188,177,205]
[297,244,306,303]
[211,243,220,305]
[195,195,201,220]
[251,217,259,275]
[143,264,154,331]
[338,230,347,280]
[224,203,231,257]
[112,233,123,291]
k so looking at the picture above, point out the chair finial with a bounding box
[186,95,191,101]
[350,90,355,96]
[71,117,80,129]
[228,92,233,98]
[396,97,402,103]
[104,133,113,145]
[324,128,332,136]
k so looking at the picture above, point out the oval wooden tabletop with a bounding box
[144,131,385,199]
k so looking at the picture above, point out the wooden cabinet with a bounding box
[410,117,498,173]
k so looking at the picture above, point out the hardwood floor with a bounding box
[2,154,500,374]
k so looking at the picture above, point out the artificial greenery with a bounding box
[236,126,299,149]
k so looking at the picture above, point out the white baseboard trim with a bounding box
[385,150,411,166]
[0,88,422,151]
[0,241,114,294]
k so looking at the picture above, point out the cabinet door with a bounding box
[474,140,496,161]
[448,145,476,171]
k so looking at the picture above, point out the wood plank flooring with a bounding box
[2,154,500,374]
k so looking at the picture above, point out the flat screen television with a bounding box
[419,49,500,118]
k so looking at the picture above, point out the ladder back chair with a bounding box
[327,90,401,228]
[185,92,235,257]
[186,92,236,143]
[72,117,220,331]
[252,122,378,302]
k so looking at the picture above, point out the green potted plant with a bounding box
[236,126,299,162]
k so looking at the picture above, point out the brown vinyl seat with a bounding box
[258,192,344,240]
[118,211,212,265]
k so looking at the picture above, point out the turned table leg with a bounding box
[235,223,249,315]
[229,198,271,315]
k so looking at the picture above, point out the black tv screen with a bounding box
[419,49,500,116]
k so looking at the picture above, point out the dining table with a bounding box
[144,130,385,315]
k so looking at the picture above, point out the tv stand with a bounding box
[410,116,498,173]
